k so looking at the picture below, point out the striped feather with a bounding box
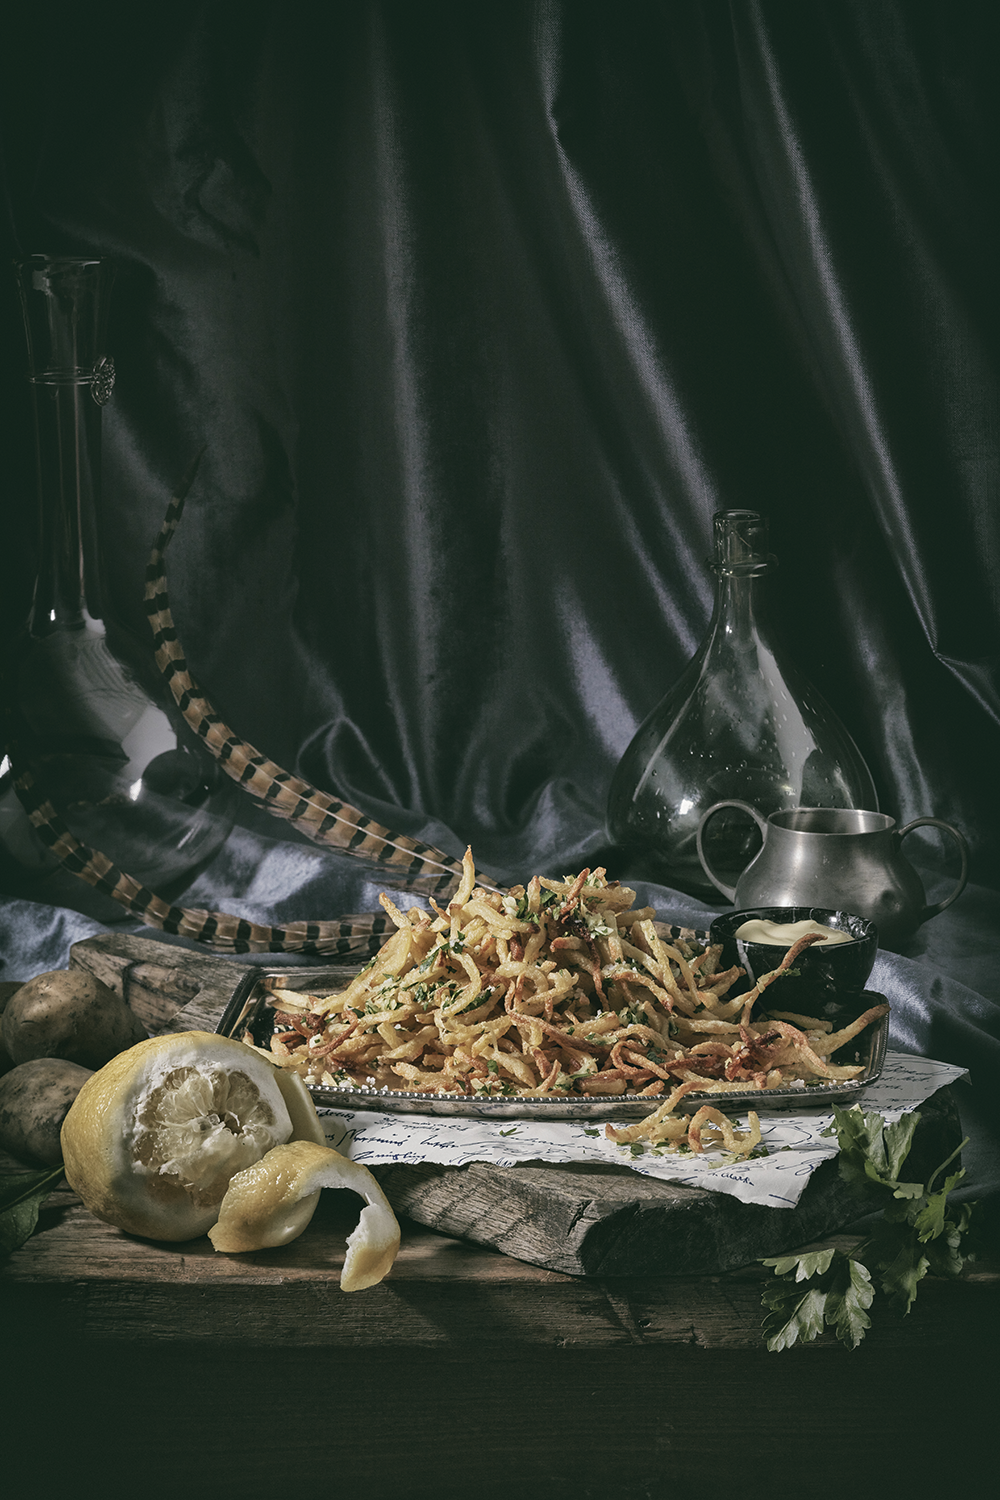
[142,463,469,899]
[4,458,497,954]
[14,764,393,956]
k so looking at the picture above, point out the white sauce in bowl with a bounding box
[734,918,853,947]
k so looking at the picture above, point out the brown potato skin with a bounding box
[0,1058,94,1165]
[1,970,148,1070]
[0,982,20,1077]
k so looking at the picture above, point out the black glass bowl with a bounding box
[709,906,878,1017]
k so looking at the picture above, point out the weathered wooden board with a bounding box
[371,1087,960,1278]
[66,932,963,1278]
[4,1165,996,1354]
[67,930,360,1034]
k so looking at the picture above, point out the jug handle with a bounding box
[695,800,769,902]
[896,818,970,922]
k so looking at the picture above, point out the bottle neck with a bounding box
[28,375,106,638]
[17,256,114,640]
[706,563,775,654]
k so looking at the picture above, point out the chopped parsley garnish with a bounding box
[617,1002,646,1026]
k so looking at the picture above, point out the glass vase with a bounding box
[0,254,232,917]
[606,509,878,900]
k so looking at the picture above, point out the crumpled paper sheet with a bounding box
[317,1051,967,1210]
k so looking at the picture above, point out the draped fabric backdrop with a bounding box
[2,3,999,1218]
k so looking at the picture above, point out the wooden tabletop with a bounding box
[3,931,996,1498]
[3,1167,996,1500]
[2,1164,996,1353]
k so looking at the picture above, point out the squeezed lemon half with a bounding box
[60,1031,310,1241]
[59,1031,400,1288]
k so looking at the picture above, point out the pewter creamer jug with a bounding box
[695,805,969,951]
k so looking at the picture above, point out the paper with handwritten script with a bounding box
[316,1051,967,1209]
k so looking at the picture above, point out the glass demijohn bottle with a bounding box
[0,254,231,917]
[606,509,878,899]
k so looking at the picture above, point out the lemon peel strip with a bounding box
[208,1139,401,1291]
[271,1067,327,1146]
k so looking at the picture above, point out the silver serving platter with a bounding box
[216,943,889,1121]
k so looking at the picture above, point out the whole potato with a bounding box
[0,981,20,1077]
[0,1057,94,1165]
[1,970,148,1070]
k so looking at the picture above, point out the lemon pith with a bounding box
[60,1032,301,1242]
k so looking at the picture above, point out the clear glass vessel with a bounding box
[0,254,231,916]
[606,509,878,899]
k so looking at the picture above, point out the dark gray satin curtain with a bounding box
[2,0,998,898]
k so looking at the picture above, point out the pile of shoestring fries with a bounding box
[255,851,888,1160]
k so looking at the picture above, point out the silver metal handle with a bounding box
[896,817,970,922]
[695,799,769,902]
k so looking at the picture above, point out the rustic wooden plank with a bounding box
[68,931,246,1033]
[3,1166,995,1354]
[4,1226,997,1357]
[371,1085,962,1276]
[67,932,362,1034]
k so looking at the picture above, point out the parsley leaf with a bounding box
[761,1104,976,1350]
[824,1256,875,1348]
[765,1247,837,1280]
[0,1166,65,1257]
[824,1105,921,1190]
[761,1249,873,1350]
[761,1281,828,1351]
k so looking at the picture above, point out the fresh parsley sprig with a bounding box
[760,1103,975,1351]
[0,1165,65,1257]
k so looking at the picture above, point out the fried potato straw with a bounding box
[256,852,888,1160]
